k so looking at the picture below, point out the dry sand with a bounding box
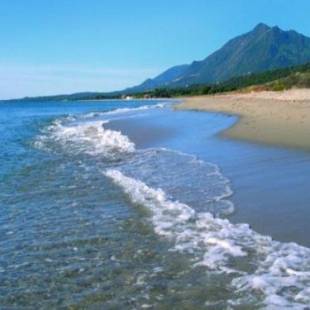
[176,89,310,150]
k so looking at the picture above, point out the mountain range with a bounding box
[127,23,310,92]
[8,23,310,101]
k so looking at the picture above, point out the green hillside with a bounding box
[130,23,310,91]
[131,62,310,98]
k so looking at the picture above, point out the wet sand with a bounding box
[106,118,177,148]
[176,89,310,150]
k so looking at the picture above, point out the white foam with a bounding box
[104,169,310,308]
[34,119,135,158]
[105,102,166,115]
[34,102,167,157]
[81,102,167,119]
[118,147,235,216]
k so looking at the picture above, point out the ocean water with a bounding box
[1,99,310,309]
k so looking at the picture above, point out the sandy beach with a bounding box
[176,89,310,150]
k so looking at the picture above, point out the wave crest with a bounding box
[34,119,135,158]
[81,102,167,119]
[104,169,310,308]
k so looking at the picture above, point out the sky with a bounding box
[1,0,310,99]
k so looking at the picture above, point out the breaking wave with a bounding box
[104,169,310,308]
[34,118,135,158]
[80,102,167,119]
[117,148,235,217]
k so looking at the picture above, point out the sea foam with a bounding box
[34,119,135,158]
[104,169,310,308]
[81,102,167,119]
[116,148,235,216]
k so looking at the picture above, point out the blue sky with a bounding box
[1,0,310,99]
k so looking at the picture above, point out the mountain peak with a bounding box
[253,23,271,33]
[131,24,310,91]
[271,25,282,32]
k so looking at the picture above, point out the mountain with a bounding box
[130,23,310,91]
[9,23,310,101]
[132,62,310,98]
[125,64,189,93]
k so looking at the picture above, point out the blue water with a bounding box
[1,99,310,308]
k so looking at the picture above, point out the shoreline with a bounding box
[176,89,310,151]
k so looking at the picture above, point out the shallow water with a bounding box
[106,107,310,246]
[1,99,310,308]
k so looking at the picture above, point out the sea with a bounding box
[1,99,310,309]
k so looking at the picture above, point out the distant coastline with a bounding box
[5,61,310,103]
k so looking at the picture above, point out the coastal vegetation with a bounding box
[8,62,310,102]
[130,62,310,98]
